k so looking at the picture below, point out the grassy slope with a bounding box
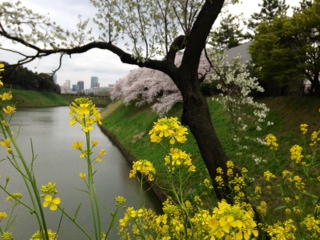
[2,89,111,108]
[101,97,320,200]
[7,89,69,107]
[61,94,111,107]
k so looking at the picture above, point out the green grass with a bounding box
[1,88,111,108]
[61,94,111,107]
[101,97,320,205]
[2,89,70,107]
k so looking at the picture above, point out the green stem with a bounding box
[85,131,101,240]
[58,207,93,239]
[0,112,49,239]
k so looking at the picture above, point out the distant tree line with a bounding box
[0,62,60,93]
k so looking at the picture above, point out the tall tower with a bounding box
[77,81,84,91]
[91,76,99,88]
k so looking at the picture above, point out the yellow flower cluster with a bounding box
[119,207,160,238]
[208,200,259,239]
[122,169,259,240]
[69,98,102,133]
[265,134,279,151]
[288,175,305,191]
[257,201,268,217]
[264,170,276,182]
[300,123,308,135]
[164,148,196,173]
[0,212,8,220]
[0,138,12,154]
[310,130,320,147]
[6,193,23,202]
[72,140,106,163]
[267,219,296,239]
[40,182,60,212]
[1,232,13,240]
[149,117,188,144]
[115,196,127,205]
[204,178,214,189]
[30,229,58,240]
[303,215,320,238]
[0,63,4,86]
[129,160,156,181]
[0,64,16,115]
[290,145,303,164]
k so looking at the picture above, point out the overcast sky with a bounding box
[0,0,301,89]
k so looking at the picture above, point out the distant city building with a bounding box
[81,84,115,96]
[91,76,99,88]
[60,80,71,93]
[77,81,84,91]
[72,84,80,92]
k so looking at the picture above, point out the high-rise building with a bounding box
[77,81,84,91]
[72,84,79,92]
[91,76,99,88]
[60,80,71,93]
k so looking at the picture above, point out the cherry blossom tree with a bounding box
[111,51,211,116]
[0,0,240,201]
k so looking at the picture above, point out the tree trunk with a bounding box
[173,70,233,202]
[311,72,320,96]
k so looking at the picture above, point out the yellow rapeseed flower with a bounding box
[0,63,4,87]
[267,219,296,239]
[265,134,279,151]
[149,117,188,144]
[3,105,16,115]
[282,170,293,178]
[254,186,262,195]
[215,175,225,188]
[72,141,84,151]
[310,131,320,147]
[129,160,156,181]
[0,138,12,154]
[0,92,13,101]
[0,212,8,220]
[303,214,320,233]
[164,148,195,173]
[264,170,276,182]
[30,229,58,240]
[115,196,127,205]
[69,98,102,132]
[290,145,303,164]
[43,195,61,211]
[257,201,267,217]
[208,200,259,240]
[6,193,23,202]
[204,178,214,189]
[300,123,308,135]
[40,182,58,195]
[79,172,87,180]
[91,140,99,147]
[1,232,13,240]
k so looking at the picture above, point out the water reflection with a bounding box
[0,107,161,239]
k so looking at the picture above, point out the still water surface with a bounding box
[0,107,161,239]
